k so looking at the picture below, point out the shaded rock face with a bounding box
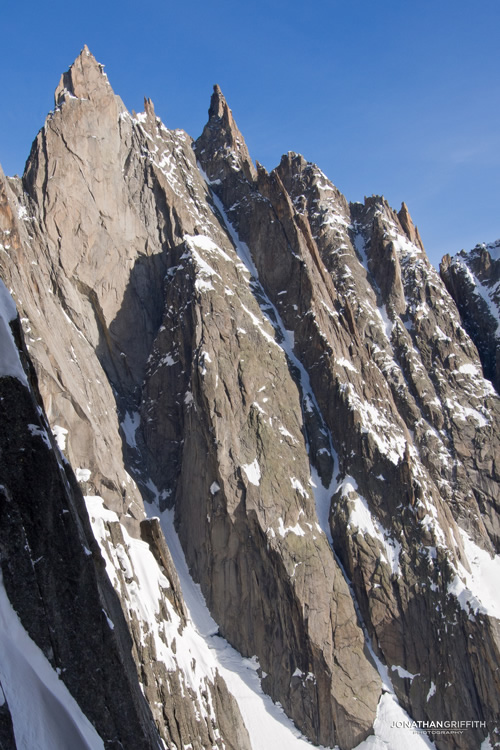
[440,240,500,394]
[0,46,499,750]
[0,290,162,749]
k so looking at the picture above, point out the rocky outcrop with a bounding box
[440,240,500,393]
[195,89,500,749]
[140,89,380,750]
[1,46,499,750]
[398,200,424,251]
[0,48,251,750]
[0,282,162,749]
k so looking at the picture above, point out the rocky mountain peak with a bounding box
[1,48,500,750]
[194,84,256,183]
[143,95,156,120]
[279,151,308,171]
[208,83,227,119]
[54,45,112,107]
[398,200,424,250]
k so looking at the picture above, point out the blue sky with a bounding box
[1,0,499,267]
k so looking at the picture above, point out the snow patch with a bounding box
[448,529,500,620]
[75,468,91,483]
[369,693,435,749]
[481,736,494,750]
[195,277,215,292]
[182,238,222,292]
[444,398,489,428]
[391,664,419,681]
[240,303,279,347]
[242,458,261,486]
[200,350,212,376]
[277,517,306,538]
[52,425,68,452]
[337,357,358,373]
[121,411,140,449]
[342,384,406,464]
[457,363,480,376]
[207,192,259,279]
[290,477,309,498]
[184,234,233,264]
[279,425,297,442]
[342,476,402,576]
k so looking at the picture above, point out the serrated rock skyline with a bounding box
[0,46,499,750]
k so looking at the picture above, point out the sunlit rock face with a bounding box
[0,47,499,750]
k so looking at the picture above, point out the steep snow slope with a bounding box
[0,573,105,750]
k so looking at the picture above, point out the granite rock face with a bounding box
[0,48,251,750]
[0,282,163,749]
[440,240,500,394]
[0,47,499,750]
[195,87,500,749]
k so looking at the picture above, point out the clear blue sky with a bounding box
[1,0,499,267]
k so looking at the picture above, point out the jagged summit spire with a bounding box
[54,45,111,107]
[398,201,424,251]
[208,84,227,120]
[195,84,256,183]
[206,83,237,136]
[144,96,156,119]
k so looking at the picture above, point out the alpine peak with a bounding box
[195,84,257,183]
[398,200,424,250]
[54,45,111,107]
[208,83,227,120]
[0,47,499,750]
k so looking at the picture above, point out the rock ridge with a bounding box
[440,240,500,393]
[0,47,499,750]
